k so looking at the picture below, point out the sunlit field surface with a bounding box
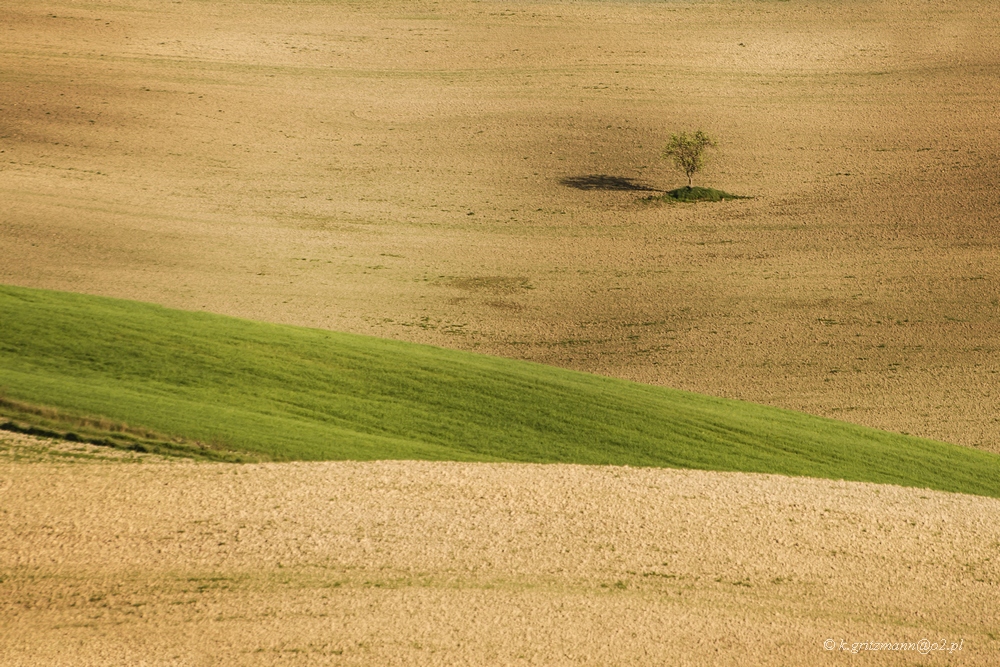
[3,0,997,451]
[5,285,999,496]
[3,0,1000,664]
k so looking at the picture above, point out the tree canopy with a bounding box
[662,130,716,188]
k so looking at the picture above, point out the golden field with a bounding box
[3,431,999,665]
[2,0,999,663]
[2,0,997,450]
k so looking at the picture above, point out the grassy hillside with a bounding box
[2,284,1000,496]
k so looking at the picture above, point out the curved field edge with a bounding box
[1,284,999,497]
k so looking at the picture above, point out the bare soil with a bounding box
[1,0,997,451]
[2,3,999,661]
[1,432,998,665]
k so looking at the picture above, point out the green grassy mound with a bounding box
[662,186,745,202]
[2,284,999,497]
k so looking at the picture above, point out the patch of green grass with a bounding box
[2,285,1000,497]
[649,186,747,203]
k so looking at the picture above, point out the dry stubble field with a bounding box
[2,0,1000,664]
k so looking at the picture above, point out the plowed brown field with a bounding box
[2,0,997,450]
[2,432,999,665]
[2,2,999,662]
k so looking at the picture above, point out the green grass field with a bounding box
[3,284,999,496]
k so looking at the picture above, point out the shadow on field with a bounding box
[559,174,661,192]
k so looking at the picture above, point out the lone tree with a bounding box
[661,130,716,188]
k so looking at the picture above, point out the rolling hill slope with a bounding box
[2,284,999,497]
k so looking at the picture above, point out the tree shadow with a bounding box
[558,174,660,192]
